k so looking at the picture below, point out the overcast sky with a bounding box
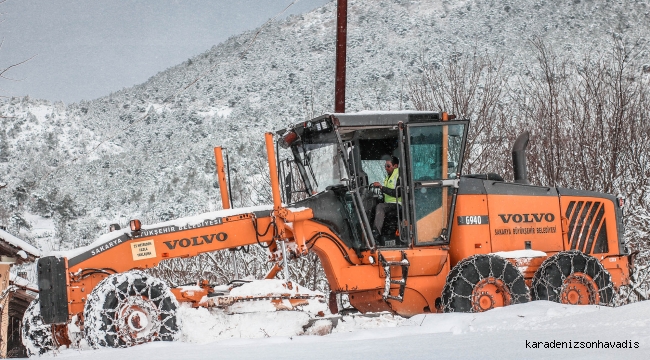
[0,0,331,103]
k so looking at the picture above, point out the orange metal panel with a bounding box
[600,255,630,288]
[306,220,451,317]
[399,267,450,313]
[558,196,622,256]
[213,147,230,210]
[378,249,448,277]
[449,194,491,267]
[349,288,431,317]
[68,216,275,275]
[487,194,564,253]
[265,132,282,209]
[348,290,392,313]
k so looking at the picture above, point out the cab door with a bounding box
[407,122,467,245]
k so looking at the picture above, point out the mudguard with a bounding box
[37,256,69,324]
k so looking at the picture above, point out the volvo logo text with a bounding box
[498,213,555,223]
[163,232,228,250]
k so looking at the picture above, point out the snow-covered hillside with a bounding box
[42,300,650,359]
[1,0,649,281]
[1,2,650,357]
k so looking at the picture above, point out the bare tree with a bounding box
[0,37,36,100]
[410,38,650,302]
[409,50,516,176]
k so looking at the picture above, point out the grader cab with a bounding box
[27,111,632,354]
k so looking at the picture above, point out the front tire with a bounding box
[21,298,57,356]
[84,270,179,348]
[531,250,614,305]
[442,254,530,312]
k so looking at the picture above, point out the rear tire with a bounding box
[21,298,56,356]
[531,250,614,305]
[442,254,530,312]
[84,270,179,348]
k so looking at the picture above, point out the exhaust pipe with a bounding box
[512,131,530,184]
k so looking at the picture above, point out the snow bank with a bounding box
[203,279,327,314]
[178,306,314,343]
[228,279,322,297]
[49,300,650,359]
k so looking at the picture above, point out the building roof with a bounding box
[0,228,40,263]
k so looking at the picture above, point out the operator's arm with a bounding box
[371,178,401,198]
[381,177,401,198]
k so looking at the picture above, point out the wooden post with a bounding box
[0,263,12,358]
[335,0,347,113]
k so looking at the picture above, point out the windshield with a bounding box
[361,160,386,184]
[299,143,347,193]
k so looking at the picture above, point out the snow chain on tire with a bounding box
[84,270,179,348]
[531,250,614,305]
[21,297,57,356]
[441,254,530,312]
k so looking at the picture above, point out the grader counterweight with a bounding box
[25,111,632,354]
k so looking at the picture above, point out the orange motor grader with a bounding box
[26,111,631,353]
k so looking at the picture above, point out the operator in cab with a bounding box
[371,156,401,240]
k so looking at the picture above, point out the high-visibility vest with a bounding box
[383,168,401,203]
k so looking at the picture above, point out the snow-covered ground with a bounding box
[40,300,650,359]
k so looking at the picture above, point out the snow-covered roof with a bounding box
[9,272,38,292]
[0,228,41,259]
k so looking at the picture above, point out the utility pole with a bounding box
[335,0,347,113]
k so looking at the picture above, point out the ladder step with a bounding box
[378,251,409,303]
[384,260,410,267]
